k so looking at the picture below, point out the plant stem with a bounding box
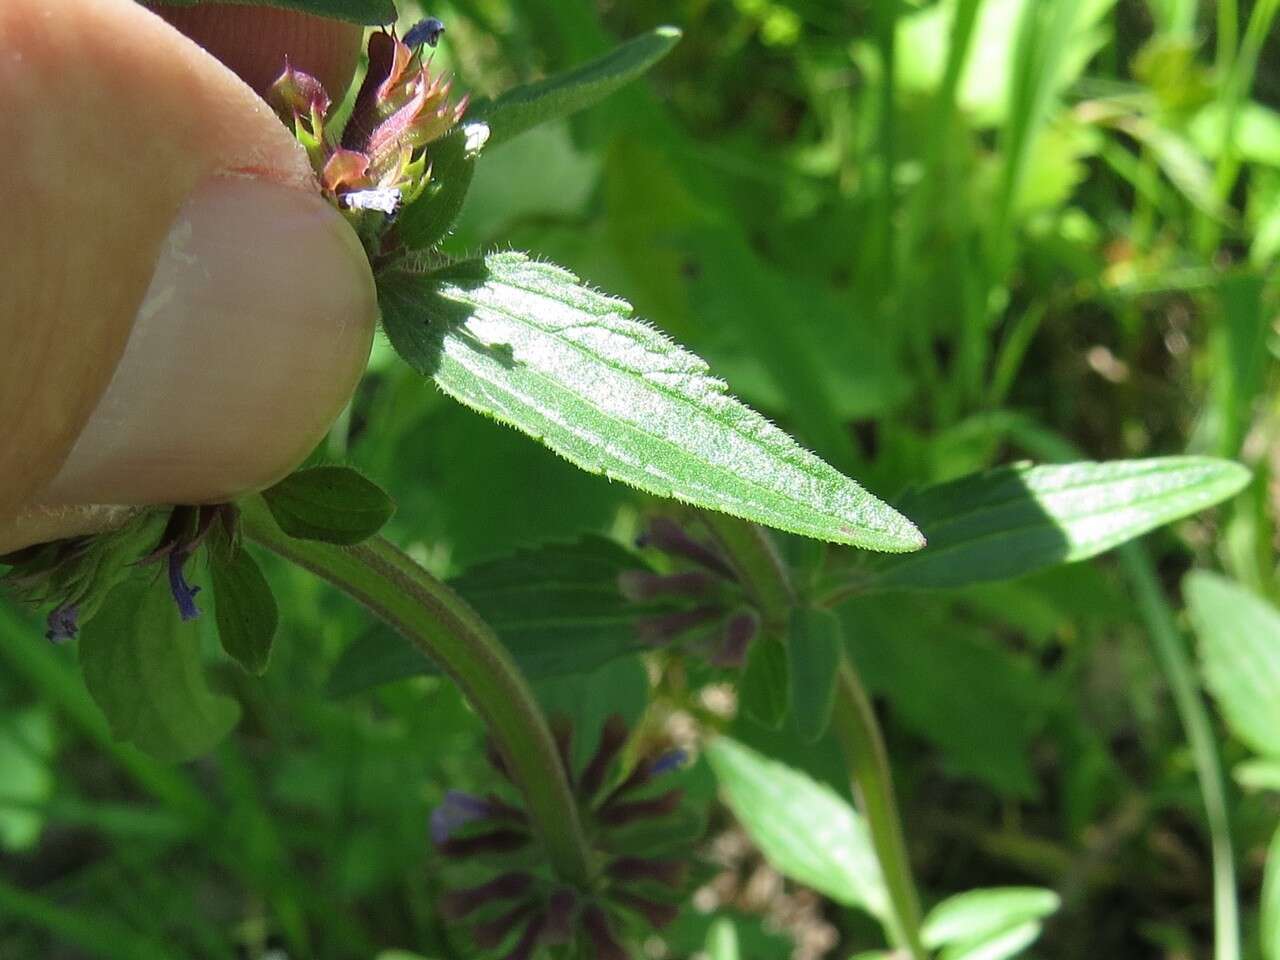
[701,513,926,958]
[833,657,927,960]
[1120,543,1239,960]
[240,496,595,889]
[700,512,795,626]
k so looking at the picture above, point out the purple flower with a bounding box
[617,569,716,602]
[713,608,760,667]
[635,517,736,580]
[648,749,688,778]
[430,790,494,844]
[634,606,721,645]
[45,603,79,644]
[167,551,202,622]
[439,872,533,920]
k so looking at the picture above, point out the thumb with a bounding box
[0,0,376,549]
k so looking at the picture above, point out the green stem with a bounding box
[833,657,927,960]
[240,496,595,889]
[701,513,926,958]
[1120,543,1239,960]
[1199,0,1279,255]
[700,512,795,625]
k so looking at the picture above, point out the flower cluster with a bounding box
[268,19,469,223]
[430,715,694,959]
[1,504,233,642]
[620,516,762,666]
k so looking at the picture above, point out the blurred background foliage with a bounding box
[3,0,1280,957]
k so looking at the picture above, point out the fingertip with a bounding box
[40,177,377,507]
[152,2,364,101]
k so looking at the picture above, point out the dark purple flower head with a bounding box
[582,906,628,960]
[617,569,717,603]
[45,603,79,644]
[167,551,201,622]
[430,790,495,844]
[439,872,534,920]
[713,608,760,667]
[635,517,735,580]
[542,888,578,946]
[634,606,721,646]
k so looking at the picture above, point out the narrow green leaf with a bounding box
[870,457,1250,590]
[144,0,396,25]
[1185,571,1280,759]
[787,608,840,742]
[1263,825,1280,960]
[377,253,923,551]
[940,921,1044,960]
[704,737,888,918]
[1235,758,1280,793]
[705,918,739,960]
[209,545,278,676]
[922,887,1060,950]
[468,27,682,149]
[79,576,239,762]
[739,639,789,730]
[326,537,656,695]
[260,465,394,545]
[396,124,486,251]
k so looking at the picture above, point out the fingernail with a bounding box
[40,177,376,507]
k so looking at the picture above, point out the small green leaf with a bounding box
[209,545,278,676]
[939,921,1044,960]
[1263,824,1280,960]
[469,27,682,149]
[739,639,789,730]
[396,124,486,251]
[870,458,1250,590]
[260,465,394,545]
[0,708,54,852]
[922,887,1060,952]
[144,0,395,25]
[704,737,888,918]
[326,537,656,695]
[79,576,240,762]
[787,608,840,742]
[1185,571,1280,759]
[377,253,922,551]
[1235,758,1280,793]
[705,918,739,960]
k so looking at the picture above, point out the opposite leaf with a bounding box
[396,123,487,252]
[1185,571,1280,759]
[210,544,279,676]
[922,887,1060,952]
[326,537,660,696]
[79,575,240,762]
[468,27,682,149]
[787,607,840,742]
[704,737,888,920]
[144,0,396,25]
[739,638,789,730]
[378,253,923,552]
[870,457,1249,590]
[260,465,394,545]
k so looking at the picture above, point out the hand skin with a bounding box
[0,0,378,554]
